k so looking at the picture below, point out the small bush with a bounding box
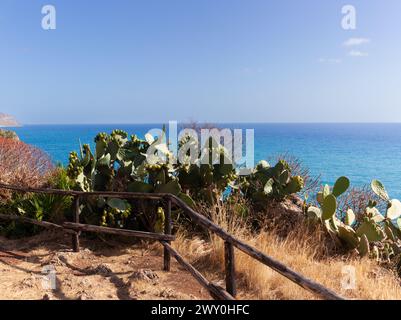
[0,139,57,237]
[0,138,53,199]
[0,168,74,238]
[0,129,19,140]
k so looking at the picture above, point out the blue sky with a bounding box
[0,0,400,124]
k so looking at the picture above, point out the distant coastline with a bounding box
[0,113,20,127]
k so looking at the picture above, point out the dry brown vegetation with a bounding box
[0,138,53,199]
[168,201,401,300]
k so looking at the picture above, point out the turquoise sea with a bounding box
[10,123,401,199]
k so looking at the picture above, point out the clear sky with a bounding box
[1,0,400,124]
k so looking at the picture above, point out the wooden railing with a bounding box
[0,183,345,300]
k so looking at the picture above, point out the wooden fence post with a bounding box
[224,241,236,297]
[163,197,172,271]
[72,196,81,252]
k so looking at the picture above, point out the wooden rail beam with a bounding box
[224,241,236,297]
[161,241,234,300]
[0,213,76,235]
[63,222,176,241]
[169,195,345,301]
[0,183,165,200]
[71,196,81,252]
[163,197,172,271]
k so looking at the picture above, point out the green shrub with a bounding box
[307,177,401,267]
[240,159,304,210]
[0,129,19,140]
[0,167,74,237]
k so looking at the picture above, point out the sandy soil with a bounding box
[0,231,212,300]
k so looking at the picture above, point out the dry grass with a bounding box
[0,138,53,199]
[170,202,401,300]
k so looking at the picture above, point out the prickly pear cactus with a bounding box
[338,224,359,249]
[358,234,370,257]
[345,209,356,226]
[308,177,401,267]
[371,179,390,202]
[242,159,304,208]
[332,176,350,197]
[356,218,385,242]
[176,137,236,205]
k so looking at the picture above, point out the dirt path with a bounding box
[0,232,212,300]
